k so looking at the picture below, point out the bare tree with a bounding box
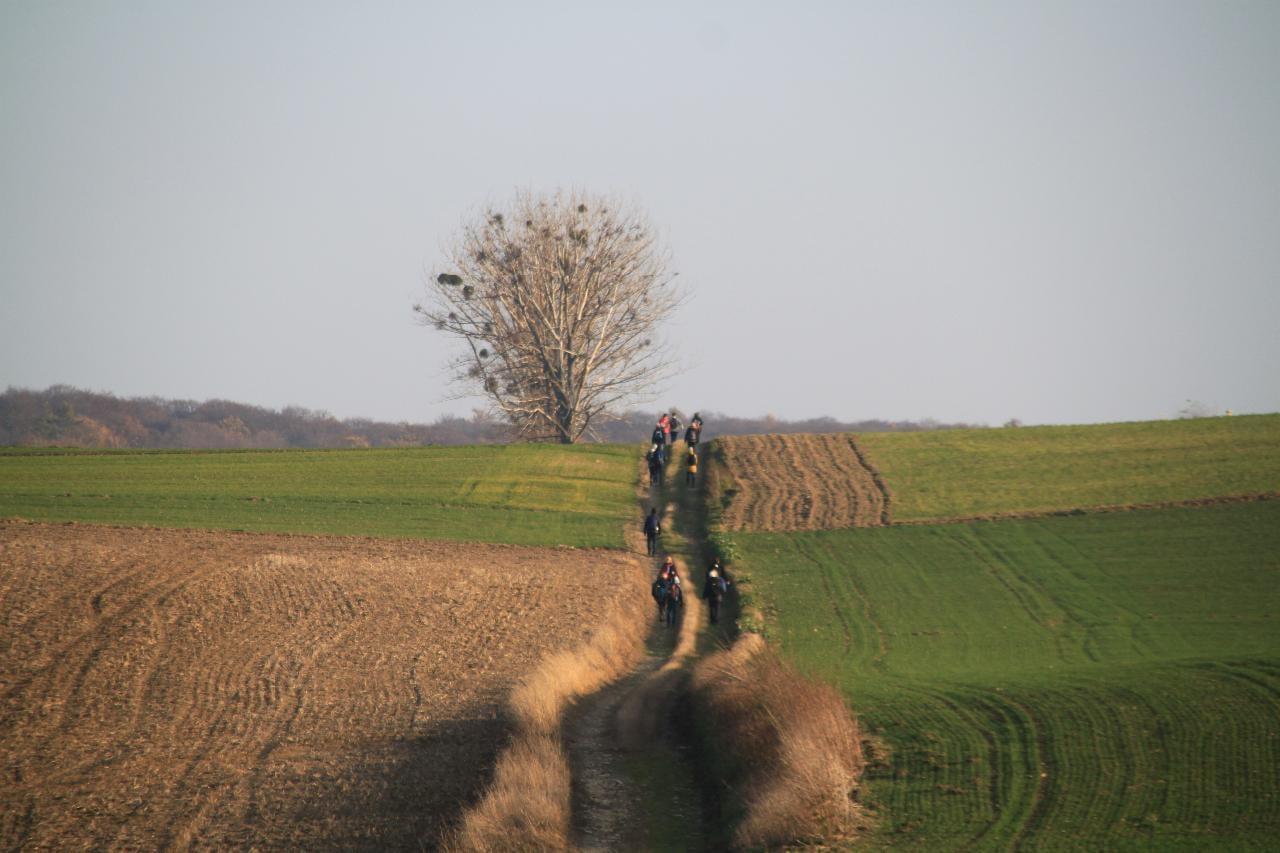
[415,191,680,443]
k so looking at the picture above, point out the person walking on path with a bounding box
[668,412,683,446]
[643,507,661,556]
[685,445,698,488]
[665,574,683,627]
[647,445,663,488]
[685,421,699,449]
[651,424,667,464]
[703,560,729,625]
[651,573,669,621]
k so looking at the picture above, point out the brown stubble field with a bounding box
[0,520,644,850]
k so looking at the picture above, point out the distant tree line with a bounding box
[0,386,979,449]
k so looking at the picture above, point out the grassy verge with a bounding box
[0,444,637,547]
[736,502,1280,848]
[856,414,1280,522]
[690,634,867,848]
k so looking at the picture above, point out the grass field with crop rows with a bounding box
[738,502,1280,849]
[856,414,1280,522]
[0,444,639,547]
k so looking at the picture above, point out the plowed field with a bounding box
[716,434,889,532]
[0,521,644,850]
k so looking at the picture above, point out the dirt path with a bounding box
[565,479,709,850]
[563,650,665,851]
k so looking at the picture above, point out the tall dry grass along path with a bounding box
[558,440,868,851]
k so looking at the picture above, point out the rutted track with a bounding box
[0,520,644,850]
[566,499,706,852]
[717,434,890,532]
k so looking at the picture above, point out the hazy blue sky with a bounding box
[3,1,1277,426]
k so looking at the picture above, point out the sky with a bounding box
[2,1,1278,427]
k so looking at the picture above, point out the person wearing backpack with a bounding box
[669,413,683,446]
[651,574,669,621]
[703,559,729,625]
[665,575,683,627]
[646,445,663,488]
[651,425,667,464]
[643,507,661,556]
[685,445,698,487]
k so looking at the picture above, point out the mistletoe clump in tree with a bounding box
[415,191,680,443]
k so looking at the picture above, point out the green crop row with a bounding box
[736,502,1280,849]
[857,414,1280,522]
[0,444,639,548]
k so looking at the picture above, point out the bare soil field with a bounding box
[0,520,644,850]
[716,434,889,532]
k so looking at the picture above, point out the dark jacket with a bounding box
[643,514,660,536]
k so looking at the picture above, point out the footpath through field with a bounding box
[564,444,725,850]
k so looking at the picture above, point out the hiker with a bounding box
[651,574,669,620]
[703,559,729,625]
[643,507,661,556]
[660,555,676,582]
[647,445,664,487]
[658,413,672,460]
[690,412,704,437]
[686,445,698,487]
[685,421,699,448]
[651,424,667,464]
[669,412,683,445]
[665,574,683,627]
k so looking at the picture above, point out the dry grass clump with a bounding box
[691,633,866,849]
[447,560,652,851]
[443,733,572,852]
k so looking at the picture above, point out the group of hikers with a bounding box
[647,411,703,488]
[642,410,730,629]
[646,551,730,627]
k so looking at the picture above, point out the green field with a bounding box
[857,414,1280,522]
[0,444,639,547]
[738,502,1280,849]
